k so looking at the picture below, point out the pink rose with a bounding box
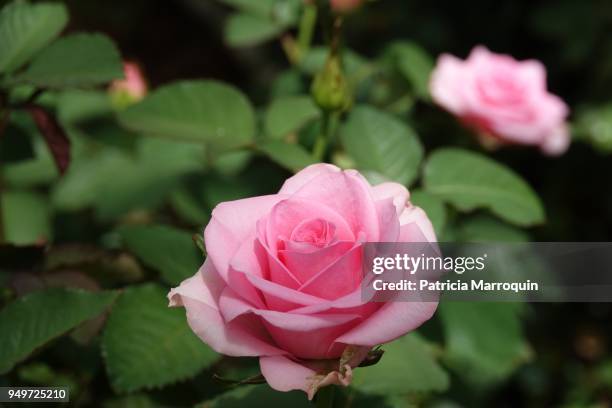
[168,164,437,399]
[109,62,148,102]
[430,46,570,156]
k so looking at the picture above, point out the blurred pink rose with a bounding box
[331,0,363,12]
[430,46,570,156]
[169,164,437,399]
[109,62,147,102]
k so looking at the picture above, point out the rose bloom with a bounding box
[430,46,570,156]
[109,62,148,102]
[169,164,437,399]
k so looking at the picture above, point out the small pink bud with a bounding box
[109,62,148,107]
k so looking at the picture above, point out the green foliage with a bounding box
[456,214,529,242]
[423,148,545,226]
[0,1,68,74]
[216,0,300,26]
[0,288,118,374]
[352,333,449,395]
[410,190,447,235]
[258,140,316,172]
[118,81,256,149]
[102,284,218,393]
[384,41,434,100]
[439,302,531,387]
[575,104,612,153]
[14,33,123,88]
[264,95,320,140]
[200,385,311,408]
[117,224,202,286]
[300,47,367,77]
[1,190,51,244]
[341,106,423,185]
[216,0,277,16]
[225,13,285,48]
[51,138,205,219]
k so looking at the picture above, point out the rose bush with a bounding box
[168,163,437,398]
[430,46,570,155]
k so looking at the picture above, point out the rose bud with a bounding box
[430,46,570,156]
[169,164,437,399]
[109,61,148,108]
[311,54,352,112]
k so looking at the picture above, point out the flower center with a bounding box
[289,218,337,248]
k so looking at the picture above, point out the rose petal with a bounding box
[430,53,466,115]
[299,243,363,300]
[278,163,342,195]
[541,123,570,156]
[168,260,284,356]
[278,240,354,284]
[219,286,361,331]
[371,182,410,215]
[260,355,316,396]
[242,271,325,311]
[376,198,400,242]
[334,301,438,347]
[260,355,354,400]
[262,197,354,254]
[399,205,437,243]
[205,195,286,282]
[287,168,380,240]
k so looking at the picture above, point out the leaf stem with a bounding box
[297,3,317,59]
[312,110,331,161]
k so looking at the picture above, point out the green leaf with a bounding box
[215,0,276,16]
[264,95,320,140]
[423,148,545,226]
[0,1,68,74]
[52,138,204,220]
[102,284,218,392]
[340,106,423,185]
[1,190,51,245]
[456,214,529,242]
[103,393,162,408]
[270,69,305,98]
[385,41,434,99]
[117,224,202,286]
[410,190,447,236]
[213,150,253,177]
[258,140,316,172]
[0,288,118,374]
[439,302,531,386]
[217,0,300,24]
[199,384,311,408]
[15,33,123,88]
[169,189,210,226]
[118,80,256,149]
[575,104,612,153]
[352,333,449,394]
[225,13,284,48]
